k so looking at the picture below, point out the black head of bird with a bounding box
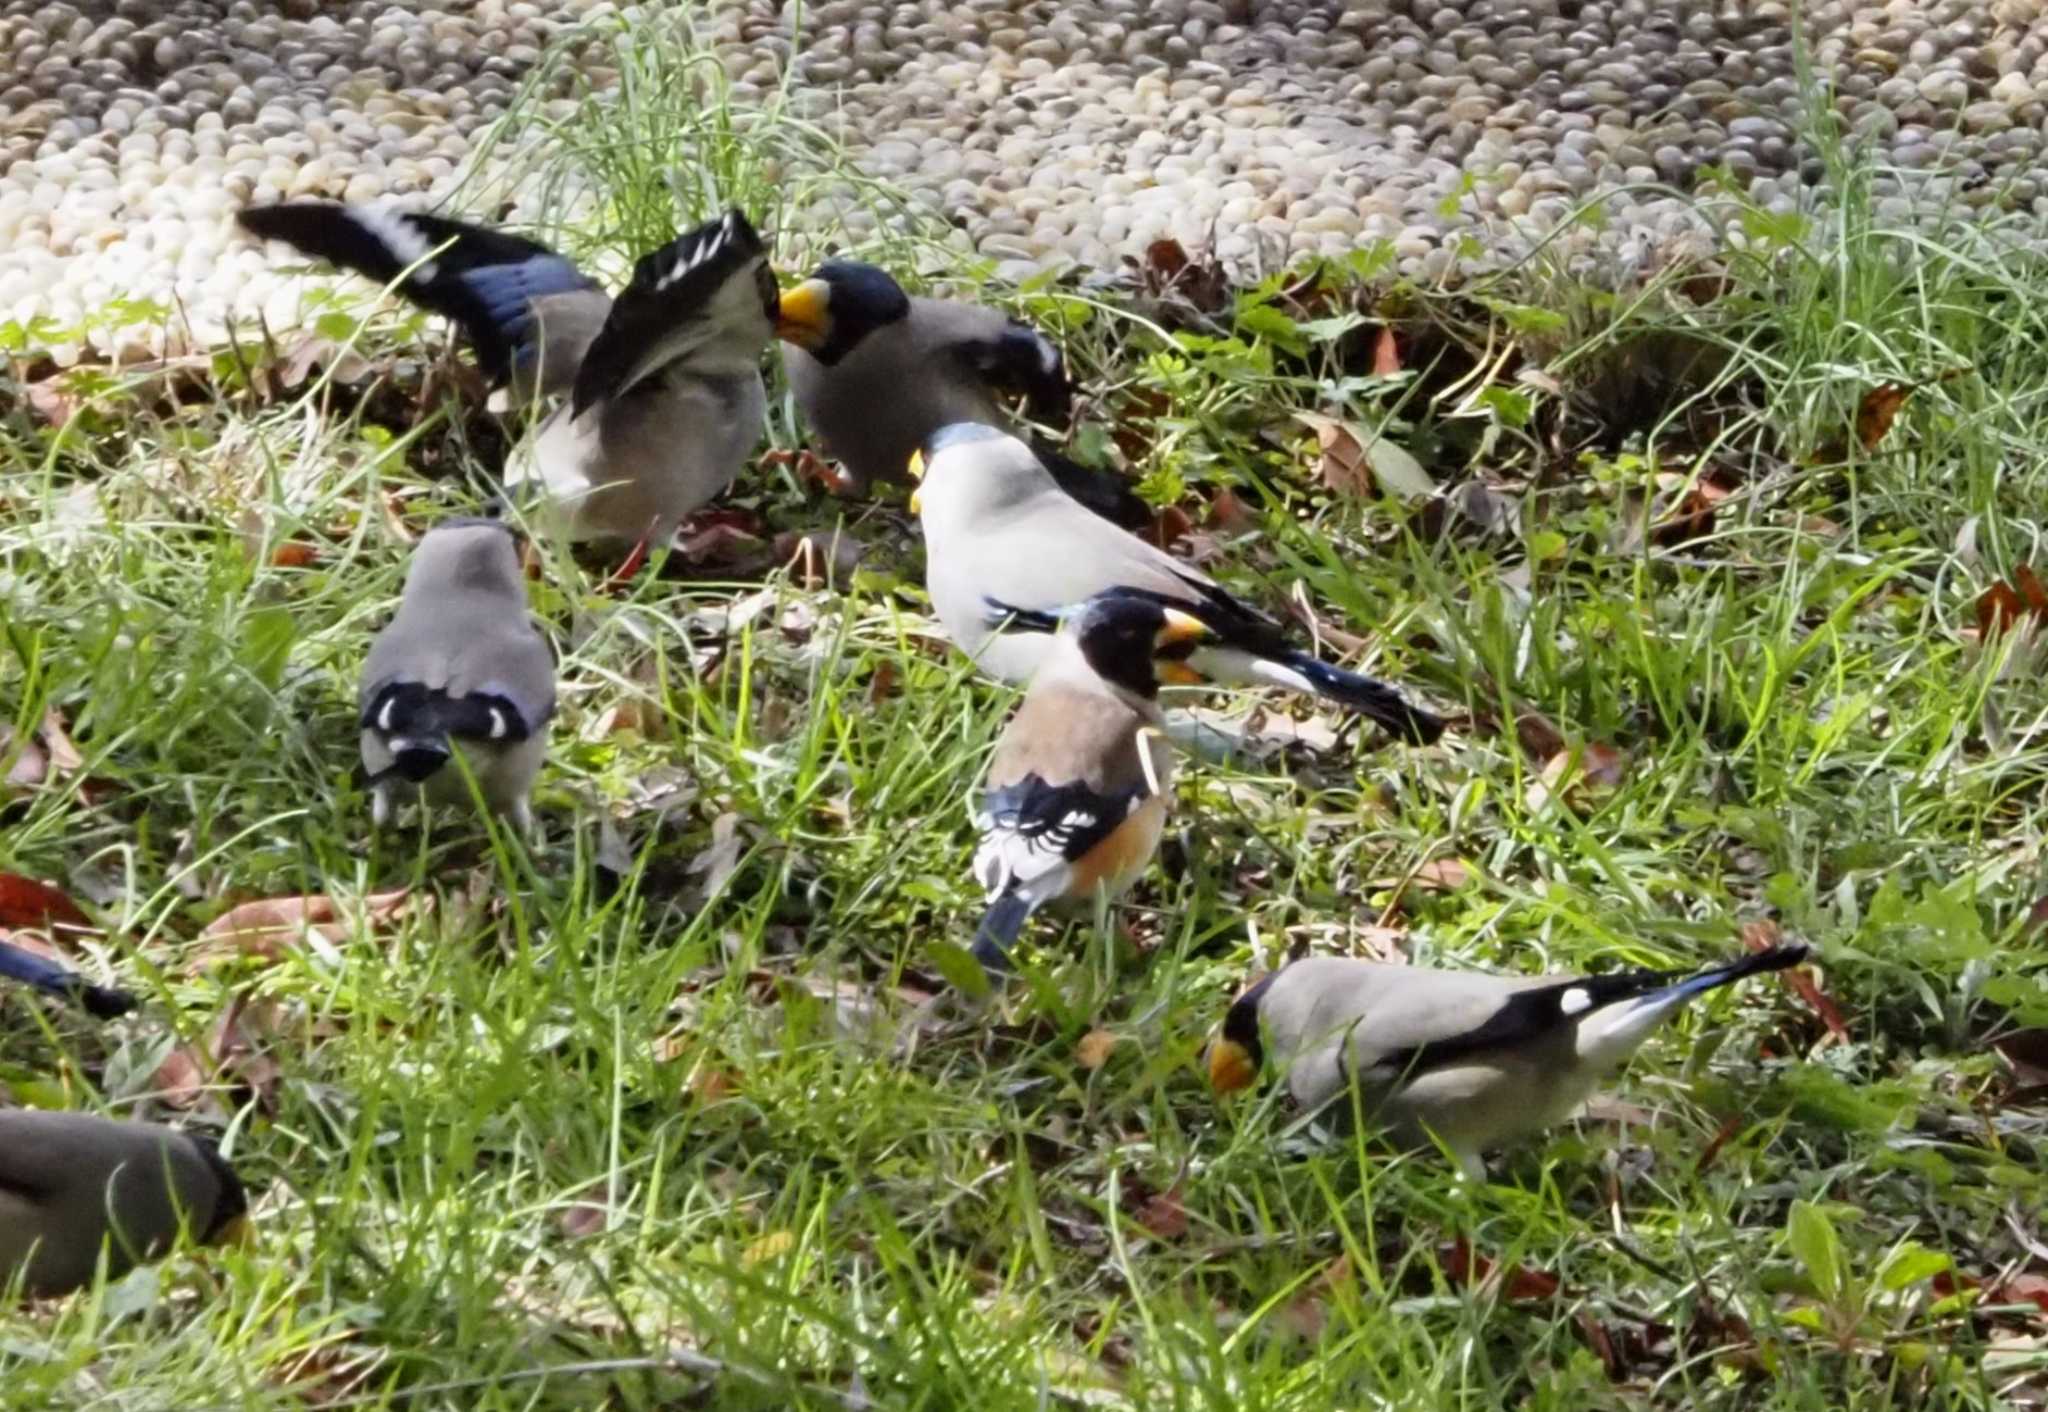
[775,259,911,366]
[1066,591,1214,701]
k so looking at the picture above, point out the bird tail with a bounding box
[0,938,138,1018]
[1663,943,1812,1003]
[1189,645,1445,745]
[236,202,595,383]
[1573,943,1811,1066]
[969,893,1038,977]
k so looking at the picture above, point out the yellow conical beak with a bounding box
[774,279,831,347]
[1207,1038,1257,1093]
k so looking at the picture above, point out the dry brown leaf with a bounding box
[1144,503,1194,552]
[1439,1236,1562,1302]
[150,1042,209,1108]
[2015,564,2048,618]
[151,992,286,1113]
[38,710,82,775]
[1370,325,1401,377]
[1075,1030,1121,1071]
[1513,711,1568,762]
[1296,411,1369,498]
[559,1185,610,1239]
[1286,581,1373,657]
[1855,383,1912,452]
[1208,486,1255,532]
[0,873,94,940]
[3,725,49,790]
[1133,1183,1189,1240]
[866,660,900,706]
[1350,925,1409,964]
[1145,238,1190,282]
[24,375,82,428]
[1977,579,2029,638]
[686,812,746,901]
[191,888,413,969]
[1412,858,1472,892]
[270,541,320,568]
[688,1065,743,1105]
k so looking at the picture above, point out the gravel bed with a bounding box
[2,0,2045,357]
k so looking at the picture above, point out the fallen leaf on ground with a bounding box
[1513,711,1568,761]
[38,710,82,774]
[1139,238,1230,311]
[1526,740,1632,814]
[1076,1030,1121,1070]
[1651,473,1734,548]
[1145,503,1194,552]
[24,374,82,427]
[1133,1182,1189,1240]
[2,726,49,790]
[866,660,900,706]
[686,812,746,901]
[1277,1254,1355,1340]
[687,1065,743,1105]
[1741,919,1849,1042]
[1295,412,1436,500]
[1286,581,1373,656]
[1438,1236,1562,1302]
[1975,565,2048,640]
[1208,486,1255,531]
[270,541,319,568]
[190,889,413,969]
[559,1185,609,1239]
[1993,1030,2048,1092]
[1370,325,1401,377]
[1855,383,1912,452]
[1411,858,1472,891]
[1694,1113,1746,1176]
[152,992,287,1114]
[1350,925,1409,963]
[0,873,94,940]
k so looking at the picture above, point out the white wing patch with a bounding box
[1037,336,1060,376]
[376,695,397,733]
[654,220,732,293]
[354,204,440,282]
[487,706,508,740]
[1558,986,1593,1016]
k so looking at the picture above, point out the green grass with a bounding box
[4,32,2048,1411]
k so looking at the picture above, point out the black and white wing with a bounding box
[237,202,602,386]
[569,209,776,417]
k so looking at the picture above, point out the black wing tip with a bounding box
[1034,443,1150,530]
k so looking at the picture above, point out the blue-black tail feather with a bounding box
[1278,650,1445,745]
[0,938,138,1018]
[969,894,1037,977]
[237,202,597,383]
